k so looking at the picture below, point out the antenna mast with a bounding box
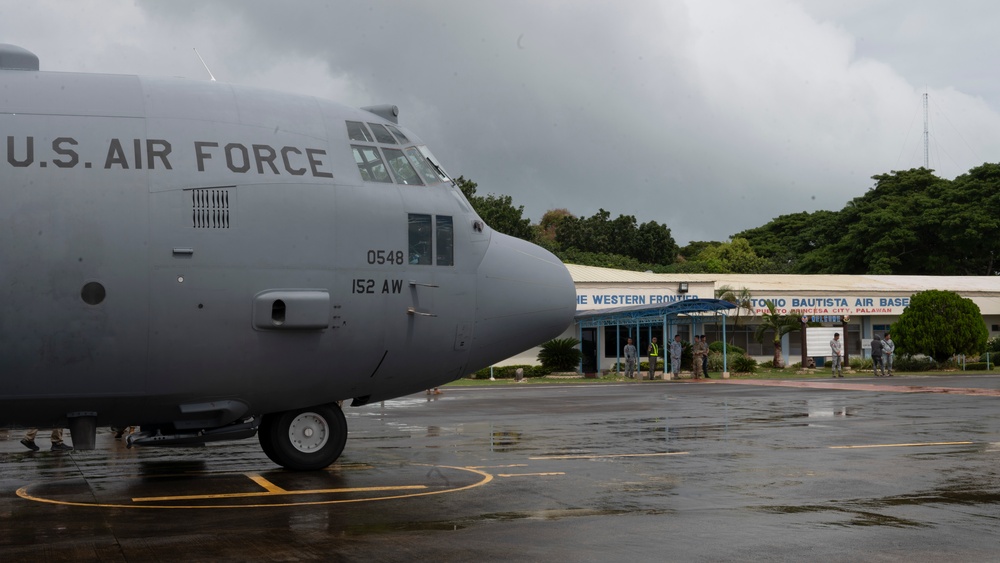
[922,91,929,168]
[193,48,217,82]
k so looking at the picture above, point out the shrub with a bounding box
[850,357,873,370]
[708,351,754,372]
[472,365,551,379]
[612,361,647,373]
[537,338,582,372]
[937,358,962,370]
[731,354,757,373]
[709,341,746,355]
[639,360,663,372]
[707,351,725,372]
[893,355,936,372]
[964,362,994,371]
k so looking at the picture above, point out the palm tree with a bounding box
[753,300,802,368]
[715,285,754,344]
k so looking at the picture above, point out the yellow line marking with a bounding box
[467,464,529,469]
[829,441,974,449]
[17,464,493,509]
[498,472,565,477]
[529,452,689,460]
[246,473,287,494]
[132,484,427,503]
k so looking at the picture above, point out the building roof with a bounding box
[566,264,1000,294]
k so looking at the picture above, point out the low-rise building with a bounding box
[504,264,1000,372]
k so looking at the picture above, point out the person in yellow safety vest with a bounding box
[647,337,659,380]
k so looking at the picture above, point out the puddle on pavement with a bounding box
[752,504,928,528]
[342,508,637,535]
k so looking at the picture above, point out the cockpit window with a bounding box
[436,215,454,266]
[417,146,451,182]
[383,148,423,185]
[352,145,392,183]
[367,123,397,144]
[346,121,374,142]
[385,124,410,144]
[408,214,432,265]
[404,147,444,185]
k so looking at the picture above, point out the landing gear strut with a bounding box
[258,403,347,470]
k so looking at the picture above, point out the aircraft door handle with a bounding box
[407,307,437,317]
[408,280,439,288]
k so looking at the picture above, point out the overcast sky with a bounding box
[4,0,998,244]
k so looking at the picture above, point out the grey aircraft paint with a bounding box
[0,45,576,470]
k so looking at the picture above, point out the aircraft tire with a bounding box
[258,403,347,470]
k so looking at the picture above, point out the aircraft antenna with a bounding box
[193,48,217,82]
[922,90,929,168]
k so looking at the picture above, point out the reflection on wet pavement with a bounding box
[2,375,1000,560]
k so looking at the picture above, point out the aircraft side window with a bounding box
[436,215,454,266]
[352,145,392,183]
[383,148,423,185]
[346,121,374,142]
[385,124,410,144]
[408,214,433,265]
[367,123,397,144]
[404,147,443,185]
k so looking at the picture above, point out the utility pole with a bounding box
[923,91,929,168]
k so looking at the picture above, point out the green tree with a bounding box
[555,208,678,266]
[554,248,646,271]
[734,167,1000,275]
[456,176,533,241]
[752,300,803,368]
[893,290,988,362]
[537,208,572,246]
[933,163,1000,275]
[632,219,678,264]
[678,241,721,262]
[737,211,840,273]
[696,238,769,273]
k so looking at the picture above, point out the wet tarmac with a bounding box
[3,374,1000,562]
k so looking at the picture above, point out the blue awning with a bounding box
[574,298,738,328]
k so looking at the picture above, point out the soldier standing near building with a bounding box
[623,338,638,379]
[647,337,660,380]
[669,334,682,380]
[692,335,706,379]
[871,334,885,376]
[882,332,895,377]
[830,332,844,378]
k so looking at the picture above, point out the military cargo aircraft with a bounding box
[0,44,576,470]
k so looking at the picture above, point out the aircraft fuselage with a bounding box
[0,46,576,468]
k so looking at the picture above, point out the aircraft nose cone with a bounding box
[469,233,576,368]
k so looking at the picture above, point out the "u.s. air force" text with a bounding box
[4,136,333,178]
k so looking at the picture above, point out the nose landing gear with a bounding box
[258,403,347,470]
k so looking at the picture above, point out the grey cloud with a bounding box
[5,0,1000,245]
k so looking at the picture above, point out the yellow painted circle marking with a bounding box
[16,463,493,510]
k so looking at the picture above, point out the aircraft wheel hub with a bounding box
[288,412,329,453]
